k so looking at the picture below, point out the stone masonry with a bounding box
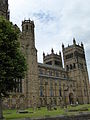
[0,0,90,108]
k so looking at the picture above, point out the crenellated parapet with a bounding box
[43,48,63,68]
[22,19,34,33]
[62,38,84,52]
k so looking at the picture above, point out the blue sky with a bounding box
[8,0,90,78]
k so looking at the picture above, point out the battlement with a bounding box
[22,19,34,25]
[43,49,62,67]
[22,19,34,33]
[62,38,84,51]
[43,49,61,60]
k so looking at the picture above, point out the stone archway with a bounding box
[69,93,74,104]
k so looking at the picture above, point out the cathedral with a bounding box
[0,0,90,108]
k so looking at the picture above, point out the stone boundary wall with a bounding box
[13,113,90,120]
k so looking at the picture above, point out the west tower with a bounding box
[20,19,39,107]
[0,0,10,20]
[62,38,90,104]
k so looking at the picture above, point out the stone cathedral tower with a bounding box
[0,0,90,108]
[20,20,39,107]
[0,0,10,20]
[62,38,90,104]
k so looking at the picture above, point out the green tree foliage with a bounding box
[0,17,27,98]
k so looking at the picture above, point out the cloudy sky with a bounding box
[8,0,90,78]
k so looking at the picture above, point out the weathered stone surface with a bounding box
[0,0,90,109]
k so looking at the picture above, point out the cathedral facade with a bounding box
[1,0,90,108]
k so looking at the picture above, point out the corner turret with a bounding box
[51,48,54,54]
[81,42,84,48]
[73,38,76,45]
[62,43,64,50]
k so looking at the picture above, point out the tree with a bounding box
[0,17,27,119]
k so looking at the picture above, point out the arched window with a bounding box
[40,86,43,97]
[56,71,59,77]
[31,25,33,32]
[26,25,28,30]
[73,63,76,69]
[70,64,72,69]
[50,88,54,97]
[66,65,69,71]
[59,88,62,97]
[50,81,54,96]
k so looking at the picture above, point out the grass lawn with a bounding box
[3,104,90,120]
